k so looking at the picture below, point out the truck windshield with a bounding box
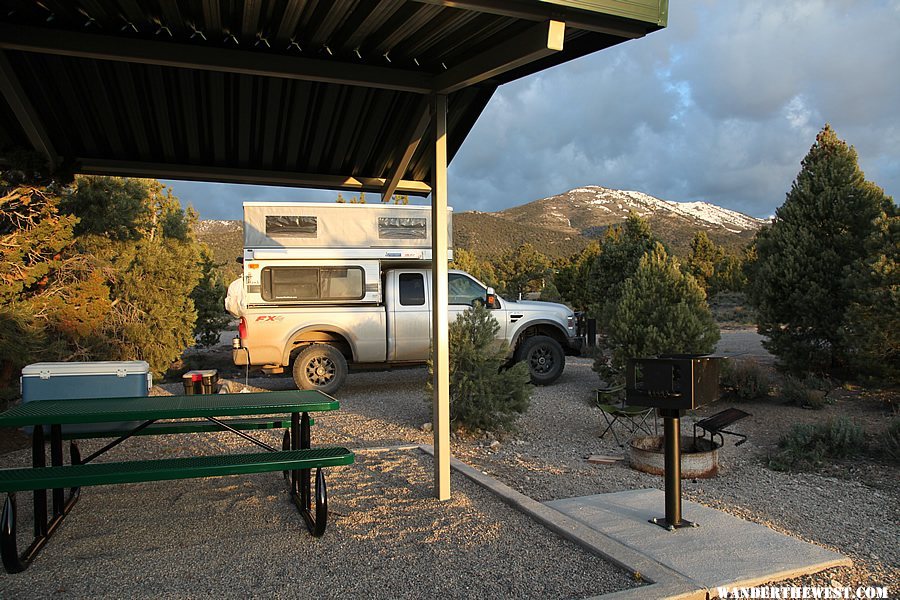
[448,273,486,306]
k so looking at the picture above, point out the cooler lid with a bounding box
[22,361,151,378]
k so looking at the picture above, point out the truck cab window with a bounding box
[399,273,425,306]
[448,273,486,306]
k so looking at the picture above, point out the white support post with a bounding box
[431,94,451,500]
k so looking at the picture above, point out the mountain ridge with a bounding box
[193,186,764,267]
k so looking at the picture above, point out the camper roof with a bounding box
[242,201,453,252]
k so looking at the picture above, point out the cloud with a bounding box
[169,0,899,220]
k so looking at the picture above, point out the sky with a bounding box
[166,0,900,221]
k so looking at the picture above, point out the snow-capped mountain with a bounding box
[454,186,764,258]
[499,186,765,235]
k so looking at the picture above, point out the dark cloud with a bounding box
[169,0,899,221]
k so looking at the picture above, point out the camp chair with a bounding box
[595,386,657,446]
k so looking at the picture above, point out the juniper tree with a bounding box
[748,125,892,374]
[0,164,110,400]
[428,304,531,433]
[450,247,498,289]
[686,231,721,291]
[192,249,232,347]
[63,177,203,375]
[554,241,601,312]
[587,212,657,329]
[598,243,719,382]
[494,243,551,298]
[842,205,899,380]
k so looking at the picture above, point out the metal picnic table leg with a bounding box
[50,425,64,518]
[288,411,327,536]
[300,412,311,510]
[291,412,300,496]
[32,425,47,537]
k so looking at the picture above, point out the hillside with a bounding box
[483,186,764,257]
[194,220,243,282]
[453,211,588,259]
[193,186,764,268]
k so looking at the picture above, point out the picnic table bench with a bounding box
[693,407,752,447]
[0,391,354,574]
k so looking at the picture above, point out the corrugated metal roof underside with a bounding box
[0,0,665,190]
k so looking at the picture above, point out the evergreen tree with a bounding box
[599,243,719,381]
[192,249,231,347]
[450,247,498,289]
[748,125,892,374]
[686,231,722,291]
[63,177,203,375]
[709,252,748,294]
[0,164,110,400]
[494,243,551,298]
[842,205,899,380]
[554,241,601,312]
[587,212,657,328]
[429,304,531,432]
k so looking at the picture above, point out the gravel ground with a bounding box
[1,329,897,597]
[0,441,637,599]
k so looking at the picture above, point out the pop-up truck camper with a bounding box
[226,202,583,394]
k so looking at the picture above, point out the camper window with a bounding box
[378,217,427,239]
[266,215,317,238]
[261,266,364,301]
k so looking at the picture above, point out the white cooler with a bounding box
[20,361,152,435]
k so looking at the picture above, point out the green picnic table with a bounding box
[0,391,354,574]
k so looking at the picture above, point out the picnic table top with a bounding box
[0,391,339,427]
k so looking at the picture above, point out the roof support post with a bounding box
[431,93,451,501]
[0,51,57,171]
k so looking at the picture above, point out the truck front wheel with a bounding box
[292,344,348,395]
[515,335,565,385]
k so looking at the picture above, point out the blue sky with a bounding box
[167,0,900,221]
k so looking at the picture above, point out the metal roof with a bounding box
[0,0,666,197]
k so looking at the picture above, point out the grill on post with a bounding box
[625,355,721,530]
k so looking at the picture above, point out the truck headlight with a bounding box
[567,315,575,330]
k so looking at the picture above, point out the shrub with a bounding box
[780,376,831,409]
[885,419,900,463]
[769,417,866,471]
[428,304,532,433]
[720,359,771,401]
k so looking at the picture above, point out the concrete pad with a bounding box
[547,489,851,595]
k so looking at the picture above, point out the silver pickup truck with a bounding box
[226,268,583,394]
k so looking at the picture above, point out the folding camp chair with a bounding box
[595,387,657,446]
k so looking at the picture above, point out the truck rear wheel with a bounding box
[292,344,348,395]
[515,335,565,385]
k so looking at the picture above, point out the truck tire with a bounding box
[515,335,565,385]
[292,344,348,395]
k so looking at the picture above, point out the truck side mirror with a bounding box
[485,287,497,309]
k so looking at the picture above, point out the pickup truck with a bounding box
[226,268,583,394]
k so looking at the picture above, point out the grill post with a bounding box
[650,409,694,530]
